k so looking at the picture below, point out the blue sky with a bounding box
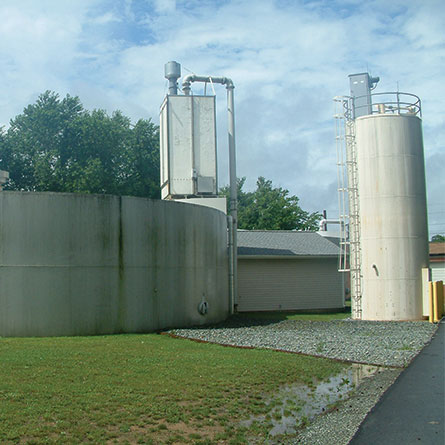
[0,0,444,236]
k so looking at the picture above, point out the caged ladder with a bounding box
[334,96,363,320]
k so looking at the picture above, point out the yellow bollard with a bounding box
[429,281,434,323]
[438,281,444,321]
[442,283,445,315]
[433,281,444,322]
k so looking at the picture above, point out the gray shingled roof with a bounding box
[237,230,339,257]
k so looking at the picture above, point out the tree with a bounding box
[431,234,445,243]
[220,176,321,231]
[0,91,160,198]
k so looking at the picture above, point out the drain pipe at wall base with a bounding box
[182,74,238,315]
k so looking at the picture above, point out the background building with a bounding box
[430,242,445,282]
[237,231,344,312]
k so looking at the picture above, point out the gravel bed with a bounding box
[169,318,437,367]
[169,318,438,444]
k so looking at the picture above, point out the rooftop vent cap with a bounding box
[164,61,181,95]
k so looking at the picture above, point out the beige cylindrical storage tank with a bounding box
[355,113,429,320]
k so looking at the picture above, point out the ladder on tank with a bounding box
[334,97,363,319]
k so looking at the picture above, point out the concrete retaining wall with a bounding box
[0,192,229,337]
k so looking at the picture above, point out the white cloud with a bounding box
[153,0,176,13]
[91,12,122,25]
[0,0,104,123]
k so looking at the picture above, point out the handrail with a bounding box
[353,91,422,117]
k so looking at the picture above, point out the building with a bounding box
[237,230,344,312]
[430,242,445,282]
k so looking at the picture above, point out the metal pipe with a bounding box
[182,74,234,95]
[319,219,344,231]
[182,73,238,313]
[227,215,234,314]
[227,83,237,312]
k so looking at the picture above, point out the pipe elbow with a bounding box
[223,77,234,89]
[182,74,195,94]
[182,74,196,84]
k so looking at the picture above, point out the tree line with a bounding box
[0,91,320,231]
[0,91,160,198]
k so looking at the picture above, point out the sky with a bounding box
[0,0,444,237]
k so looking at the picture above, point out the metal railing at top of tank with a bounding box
[354,91,422,118]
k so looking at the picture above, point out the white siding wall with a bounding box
[237,258,344,312]
[431,263,445,282]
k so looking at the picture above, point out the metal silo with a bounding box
[336,75,429,320]
[355,97,429,320]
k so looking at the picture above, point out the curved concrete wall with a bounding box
[0,192,229,336]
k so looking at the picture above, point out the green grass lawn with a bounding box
[228,309,351,323]
[0,333,346,444]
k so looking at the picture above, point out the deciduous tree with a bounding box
[221,176,321,231]
[0,91,160,198]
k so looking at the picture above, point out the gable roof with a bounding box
[430,242,445,263]
[237,230,339,257]
[430,242,445,256]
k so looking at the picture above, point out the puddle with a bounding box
[241,363,384,437]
